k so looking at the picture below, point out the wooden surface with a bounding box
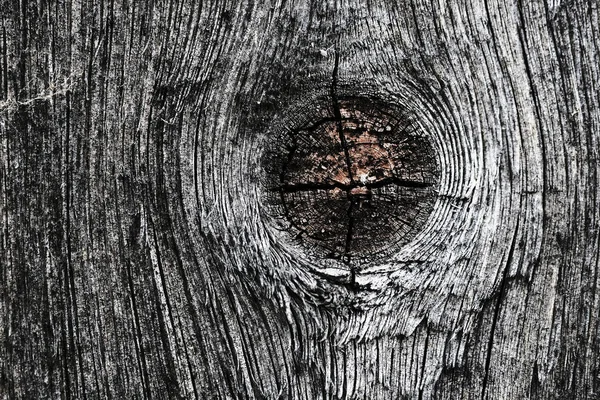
[1,0,599,398]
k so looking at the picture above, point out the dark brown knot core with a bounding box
[275,100,439,263]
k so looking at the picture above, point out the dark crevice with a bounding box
[330,50,357,282]
[344,198,355,261]
[344,198,360,290]
[277,177,433,193]
[330,50,354,185]
[366,176,434,190]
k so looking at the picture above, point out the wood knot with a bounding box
[268,98,440,264]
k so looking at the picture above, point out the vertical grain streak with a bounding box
[125,257,152,399]
[515,0,548,284]
[481,219,520,400]
[418,328,430,400]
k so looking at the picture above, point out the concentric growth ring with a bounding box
[270,97,440,264]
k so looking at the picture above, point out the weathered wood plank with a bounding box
[1,0,599,398]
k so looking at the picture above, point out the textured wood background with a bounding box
[1,0,599,398]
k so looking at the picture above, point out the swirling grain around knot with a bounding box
[197,75,482,312]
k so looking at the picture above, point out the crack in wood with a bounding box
[262,65,440,276]
[275,96,438,269]
[277,177,434,193]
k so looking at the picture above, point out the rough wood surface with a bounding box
[1,0,599,398]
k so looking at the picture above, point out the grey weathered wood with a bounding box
[1,0,599,398]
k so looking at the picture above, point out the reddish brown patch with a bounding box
[284,121,402,189]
